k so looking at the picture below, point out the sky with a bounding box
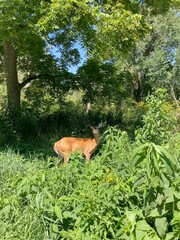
[69,45,87,73]
[50,43,87,74]
[71,42,87,73]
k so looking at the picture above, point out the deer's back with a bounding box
[55,137,96,155]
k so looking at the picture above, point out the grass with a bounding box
[0,148,47,183]
[0,149,53,240]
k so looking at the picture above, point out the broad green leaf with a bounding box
[136,220,160,240]
[144,235,161,240]
[156,193,165,206]
[165,232,176,240]
[136,220,152,231]
[164,187,175,203]
[126,210,136,225]
[131,143,150,166]
[172,211,180,223]
[155,217,167,238]
[154,145,176,175]
[136,229,147,240]
[148,207,167,218]
[0,204,11,216]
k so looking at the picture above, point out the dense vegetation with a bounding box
[0,90,179,239]
[0,0,180,239]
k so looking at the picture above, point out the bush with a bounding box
[121,98,146,133]
[135,89,176,145]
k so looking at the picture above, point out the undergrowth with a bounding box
[0,92,179,239]
[0,129,179,240]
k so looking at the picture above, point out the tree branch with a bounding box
[19,71,74,90]
[19,74,42,90]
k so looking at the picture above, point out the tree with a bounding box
[144,10,180,106]
[0,1,51,125]
[0,0,177,127]
[75,60,118,101]
[117,9,180,103]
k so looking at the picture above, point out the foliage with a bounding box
[118,9,180,102]
[0,0,153,125]
[144,10,180,95]
[121,98,146,133]
[0,123,179,239]
[135,89,176,144]
[0,0,153,75]
[0,1,179,127]
[74,59,124,103]
[0,3,180,239]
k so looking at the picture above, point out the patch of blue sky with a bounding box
[49,42,87,73]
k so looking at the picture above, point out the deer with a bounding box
[53,124,101,165]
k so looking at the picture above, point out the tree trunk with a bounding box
[86,101,91,115]
[170,82,179,108]
[133,70,142,102]
[3,41,21,126]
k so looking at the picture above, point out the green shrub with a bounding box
[121,98,146,133]
[135,89,176,145]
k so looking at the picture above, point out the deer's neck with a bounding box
[94,134,100,145]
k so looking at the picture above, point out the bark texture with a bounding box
[3,41,21,125]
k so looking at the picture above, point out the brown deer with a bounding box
[53,124,101,165]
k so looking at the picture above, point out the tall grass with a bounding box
[0,149,43,185]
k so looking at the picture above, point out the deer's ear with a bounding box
[98,121,106,128]
[90,123,102,129]
[98,123,102,128]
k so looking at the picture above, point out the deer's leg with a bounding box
[57,158,61,166]
[64,155,69,165]
[85,153,91,163]
[56,153,63,168]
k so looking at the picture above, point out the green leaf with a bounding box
[155,217,167,238]
[136,220,152,231]
[43,189,53,200]
[148,207,167,218]
[172,210,180,223]
[164,187,174,203]
[177,201,180,211]
[136,229,147,240]
[54,205,63,222]
[0,204,11,217]
[136,220,159,240]
[131,143,150,167]
[126,210,136,225]
[165,232,176,240]
[146,157,151,179]
[151,145,160,174]
[63,211,77,219]
[51,223,59,233]
[154,145,176,175]
[148,208,161,218]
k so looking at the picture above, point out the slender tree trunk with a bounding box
[86,101,91,115]
[133,71,142,102]
[3,41,21,126]
[170,82,179,107]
